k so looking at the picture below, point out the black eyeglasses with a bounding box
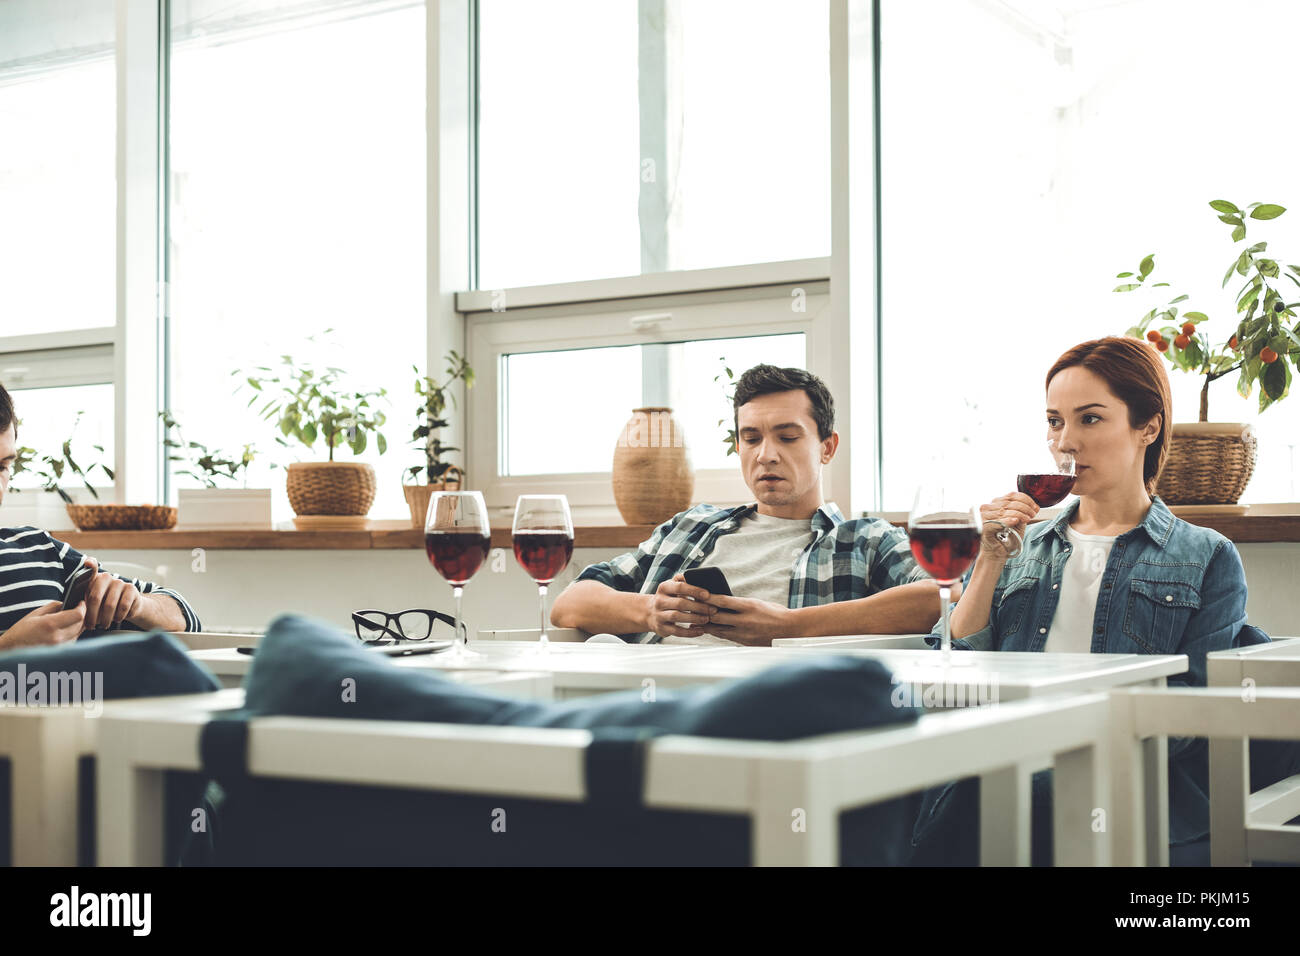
[351,609,465,645]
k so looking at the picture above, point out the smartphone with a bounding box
[681,567,739,613]
[62,566,95,611]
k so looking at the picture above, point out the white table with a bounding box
[0,669,552,867]
[1206,637,1300,865]
[772,634,932,650]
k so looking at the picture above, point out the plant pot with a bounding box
[285,462,376,517]
[1155,422,1257,506]
[1,489,77,531]
[177,488,274,529]
[66,504,178,531]
[612,407,694,525]
[402,467,463,529]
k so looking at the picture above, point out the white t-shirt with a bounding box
[662,511,816,646]
[1043,524,1117,653]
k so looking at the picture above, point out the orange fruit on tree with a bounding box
[1228,335,1239,350]
[1181,322,1196,336]
[1261,347,1279,364]
[1146,330,1161,343]
[1174,334,1190,349]
[1156,338,1170,352]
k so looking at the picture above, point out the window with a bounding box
[166,0,426,519]
[477,0,830,289]
[7,384,116,497]
[0,3,115,335]
[879,0,1300,509]
[467,281,826,512]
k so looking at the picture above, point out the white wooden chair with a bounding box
[1205,638,1300,865]
[94,691,1117,867]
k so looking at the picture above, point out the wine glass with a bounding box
[996,440,1077,556]
[512,495,574,652]
[424,490,491,662]
[908,484,982,667]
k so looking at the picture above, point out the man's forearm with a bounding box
[786,580,942,638]
[131,592,189,632]
[550,580,651,635]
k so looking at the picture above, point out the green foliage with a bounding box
[237,343,388,463]
[715,358,738,456]
[9,413,114,503]
[1116,200,1299,418]
[159,411,259,488]
[407,351,475,485]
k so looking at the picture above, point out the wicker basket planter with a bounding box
[65,504,178,531]
[1155,422,1257,506]
[285,462,376,517]
[612,407,694,525]
[402,467,464,528]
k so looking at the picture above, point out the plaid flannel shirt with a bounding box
[575,503,927,642]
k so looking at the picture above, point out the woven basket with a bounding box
[1155,422,1257,506]
[285,462,376,516]
[402,467,464,528]
[65,504,178,531]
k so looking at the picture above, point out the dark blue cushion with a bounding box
[196,614,921,866]
[0,631,220,699]
[242,613,919,740]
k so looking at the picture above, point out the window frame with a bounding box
[462,259,832,518]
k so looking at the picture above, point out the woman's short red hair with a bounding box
[1046,336,1173,495]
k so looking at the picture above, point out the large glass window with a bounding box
[502,332,805,475]
[167,0,426,519]
[0,4,115,336]
[477,0,830,289]
[8,384,115,496]
[880,0,1300,508]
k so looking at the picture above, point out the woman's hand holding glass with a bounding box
[979,493,1040,559]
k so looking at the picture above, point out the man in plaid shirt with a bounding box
[551,366,945,645]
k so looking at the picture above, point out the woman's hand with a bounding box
[979,492,1040,558]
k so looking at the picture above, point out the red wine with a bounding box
[425,531,491,585]
[909,522,980,583]
[1017,473,1077,508]
[513,530,574,584]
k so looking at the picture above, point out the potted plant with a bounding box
[714,357,739,456]
[1118,199,1298,507]
[401,352,474,528]
[239,355,389,519]
[161,411,273,529]
[6,415,116,531]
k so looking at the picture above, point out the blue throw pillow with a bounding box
[0,631,220,700]
[242,613,920,739]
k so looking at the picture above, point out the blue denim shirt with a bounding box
[933,495,1250,845]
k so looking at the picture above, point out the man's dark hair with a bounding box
[732,365,835,441]
[0,381,13,437]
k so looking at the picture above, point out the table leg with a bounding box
[979,762,1032,866]
[1208,736,1250,867]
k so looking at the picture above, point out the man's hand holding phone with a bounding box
[0,601,86,649]
[645,575,724,639]
[76,558,144,634]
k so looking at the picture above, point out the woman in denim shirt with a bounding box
[912,336,1255,867]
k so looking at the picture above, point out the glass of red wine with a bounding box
[512,494,574,652]
[908,485,982,667]
[425,490,491,662]
[996,441,1077,556]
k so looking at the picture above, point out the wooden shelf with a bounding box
[55,520,660,551]
[45,513,1300,551]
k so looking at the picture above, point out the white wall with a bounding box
[91,542,1299,640]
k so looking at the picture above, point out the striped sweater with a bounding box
[0,526,202,634]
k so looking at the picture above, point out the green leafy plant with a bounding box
[9,414,115,503]
[715,358,738,456]
[406,351,474,485]
[237,351,389,462]
[1119,200,1299,420]
[160,411,259,488]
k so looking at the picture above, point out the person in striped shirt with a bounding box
[0,384,202,650]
